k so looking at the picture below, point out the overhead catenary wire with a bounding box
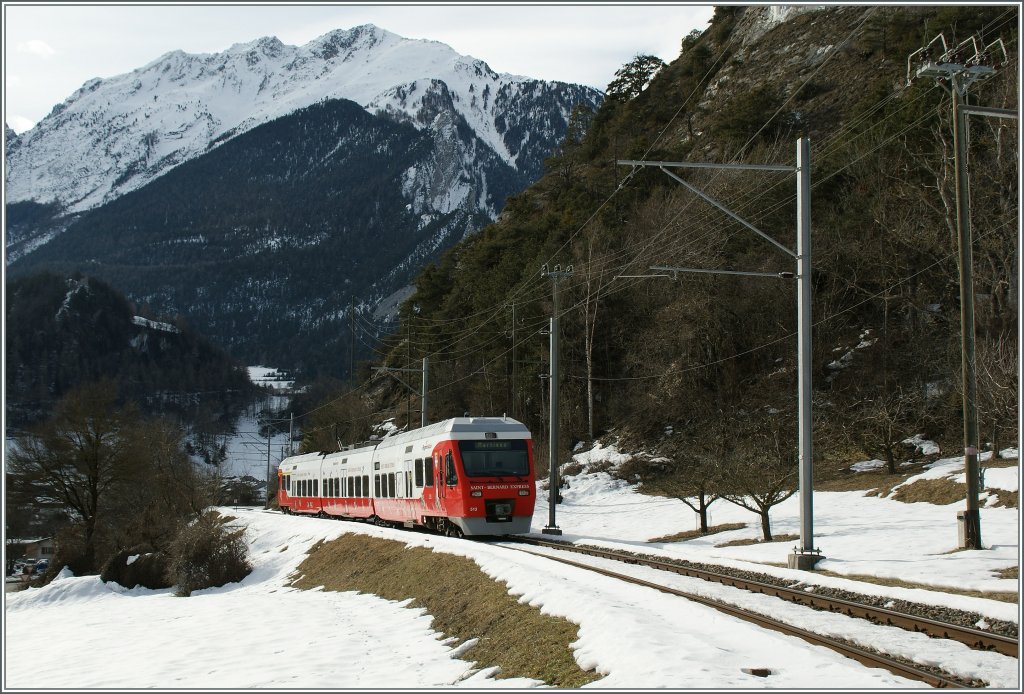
[289,6,1017,429]
[382,8,917,387]
[380,6,888,364]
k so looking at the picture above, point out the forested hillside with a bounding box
[301,5,1018,480]
[5,272,255,429]
[9,95,597,375]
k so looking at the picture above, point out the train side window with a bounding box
[362,475,369,497]
[406,471,412,496]
[388,472,396,498]
[374,474,381,498]
[347,477,354,498]
[313,479,319,497]
[425,458,434,487]
[335,478,340,497]
[445,451,457,486]
[284,476,290,493]
[414,459,423,487]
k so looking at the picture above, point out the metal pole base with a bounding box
[957,509,982,549]
[787,549,824,571]
[542,526,563,535]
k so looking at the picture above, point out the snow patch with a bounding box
[132,316,181,334]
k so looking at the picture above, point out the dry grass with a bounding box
[891,478,966,505]
[648,523,747,543]
[985,458,1020,469]
[818,460,1020,508]
[814,568,1019,604]
[716,533,799,548]
[988,489,1018,509]
[290,534,600,687]
[817,471,911,495]
[996,566,1018,580]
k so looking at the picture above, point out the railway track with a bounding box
[498,536,1018,688]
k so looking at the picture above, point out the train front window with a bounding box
[457,439,530,477]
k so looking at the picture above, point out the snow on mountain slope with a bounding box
[6,24,600,214]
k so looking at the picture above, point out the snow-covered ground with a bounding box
[217,366,294,480]
[4,446,1019,689]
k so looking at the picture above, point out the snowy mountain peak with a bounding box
[309,23,390,58]
[6,25,601,215]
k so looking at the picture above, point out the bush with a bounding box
[48,526,92,578]
[165,512,252,597]
[100,546,172,590]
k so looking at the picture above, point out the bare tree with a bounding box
[648,418,732,533]
[843,384,926,474]
[7,381,144,571]
[105,417,218,553]
[975,331,1019,458]
[574,229,616,443]
[717,414,798,541]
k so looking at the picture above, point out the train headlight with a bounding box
[518,489,529,496]
[471,490,483,497]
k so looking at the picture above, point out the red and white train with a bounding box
[277,416,536,537]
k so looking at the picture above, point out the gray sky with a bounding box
[3,2,716,133]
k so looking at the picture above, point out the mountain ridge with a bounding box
[6,23,600,219]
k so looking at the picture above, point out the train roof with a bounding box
[376,415,528,448]
[278,416,529,470]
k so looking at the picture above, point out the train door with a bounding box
[435,449,447,504]
[434,448,450,507]
[441,446,460,512]
[397,461,409,498]
[420,451,438,518]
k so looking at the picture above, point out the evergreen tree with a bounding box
[605,54,667,102]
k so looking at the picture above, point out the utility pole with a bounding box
[619,137,820,570]
[511,303,516,418]
[541,263,573,535]
[265,423,272,507]
[372,359,430,428]
[349,297,356,383]
[907,33,1013,550]
[289,412,295,456]
[407,318,412,426]
[421,356,429,427]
